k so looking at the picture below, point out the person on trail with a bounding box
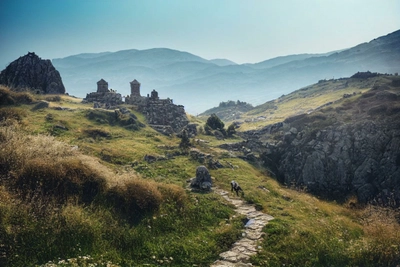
[231,180,243,196]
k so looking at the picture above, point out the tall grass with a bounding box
[249,182,400,267]
[0,123,242,266]
[0,86,34,105]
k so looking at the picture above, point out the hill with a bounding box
[0,52,65,94]
[52,29,400,114]
[220,73,400,207]
[199,100,254,121]
[1,82,400,266]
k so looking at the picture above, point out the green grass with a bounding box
[0,121,243,267]
[237,77,385,131]
[0,86,399,266]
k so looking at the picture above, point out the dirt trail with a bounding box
[211,188,274,267]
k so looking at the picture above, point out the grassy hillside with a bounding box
[232,74,397,131]
[0,86,399,266]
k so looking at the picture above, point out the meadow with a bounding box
[0,86,399,266]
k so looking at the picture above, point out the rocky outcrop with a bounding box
[189,148,224,169]
[189,165,213,192]
[234,79,400,205]
[259,120,400,204]
[0,52,65,94]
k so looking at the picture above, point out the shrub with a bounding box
[227,123,236,137]
[158,183,188,210]
[0,86,34,105]
[45,95,61,102]
[15,158,107,204]
[83,128,111,139]
[179,129,191,153]
[206,113,224,131]
[0,107,26,125]
[106,179,163,224]
[0,125,75,175]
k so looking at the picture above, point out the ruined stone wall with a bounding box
[83,91,122,107]
[139,98,189,134]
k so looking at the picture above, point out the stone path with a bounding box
[211,189,274,267]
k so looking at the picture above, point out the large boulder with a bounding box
[190,165,212,192]
[0,52,65,94]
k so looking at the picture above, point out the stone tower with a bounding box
[130,79,141,97]
[97,79,108,93]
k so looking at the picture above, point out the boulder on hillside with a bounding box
[190,165,213,192]
[0,52,65,94]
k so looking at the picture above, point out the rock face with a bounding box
[190,166,213,192]
[259,120,400,204]
[0,52,65,94]
[235,77,400,205]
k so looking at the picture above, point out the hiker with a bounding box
[231,180,243,196]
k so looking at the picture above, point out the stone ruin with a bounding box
[83,78,190,134]
[125,79,190,135]
[83,79,123,108]
[189,165,213,192]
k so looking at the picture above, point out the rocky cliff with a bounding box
[234,75,400,206]
[0,52,65,94]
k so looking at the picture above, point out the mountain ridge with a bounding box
[52,29,400,114]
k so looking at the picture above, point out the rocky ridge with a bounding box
[226,75,400,205]
[0,52,65,94]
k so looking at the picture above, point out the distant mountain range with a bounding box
[53,30,400,114]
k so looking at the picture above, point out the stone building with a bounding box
[97,79,109,92]
[83,78,191,135]
[130,79,141,97]
[83,79,122,108]
[125,79,190,135]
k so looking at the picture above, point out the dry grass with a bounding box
[0,85,35,105]
[238,78,376,131]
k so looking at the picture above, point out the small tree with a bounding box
[179,129,191,153]
[206,113,224,131]
[227,123,236,137]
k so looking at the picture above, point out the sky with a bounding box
[1,0,399,68]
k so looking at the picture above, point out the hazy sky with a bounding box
[1,0,399,68]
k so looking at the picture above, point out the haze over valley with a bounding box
[53,29,400,114]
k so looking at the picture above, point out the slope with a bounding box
[0,86,399,266]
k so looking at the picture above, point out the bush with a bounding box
[16,158,107,204]
[0,107,26,125]
[206,113,224,131]
[45,95,61,102]
[227,123,236,137]
[0,86,34,105]
[157,183,188,210]
[106,179,163,224]
[179,129,191,153]
[83,128,111,139]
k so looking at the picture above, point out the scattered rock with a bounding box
[144,154,166,163]
[31,100,49,111]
